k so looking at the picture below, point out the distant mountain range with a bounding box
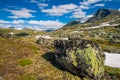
[9,26,55,32]
[63,8,120,27]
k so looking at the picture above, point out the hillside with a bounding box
[64,9,120,27]
[49,9,120,53]
[0,33,120,80]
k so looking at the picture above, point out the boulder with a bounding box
[36,37,46,44]
[54,39,105,80]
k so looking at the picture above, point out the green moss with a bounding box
[18,59,32,67]
[67,50,78,66]
[76,44,104,77]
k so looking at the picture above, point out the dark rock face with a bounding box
[54,39,105,80]
[87,9,111,23]
[94,9,111,19]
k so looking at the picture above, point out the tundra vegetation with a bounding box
[0,28,120,80]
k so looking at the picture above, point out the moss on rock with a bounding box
[54,39,105,80]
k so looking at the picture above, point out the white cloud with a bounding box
[80,0,100,6]
[79,5,89,9]
[0,19,65,30]
[30,0,39,3]
[42,4,78,16]
[118,8,120,12]
[12,20,25,24]
[0,20,12,28]
[70,0,104,18]
[38,3,48,9]
[28,20,65,29]
[0,24,12,28]
[0,20,11,24]
[29,0,48,9]
[70,9,86,18]
[94,4,104,7]
[58,4,78,10]
[5,8,36,19]
[30,0,49,3]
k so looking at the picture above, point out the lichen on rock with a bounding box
[54,39,105,80]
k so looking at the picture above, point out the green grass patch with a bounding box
[28,45,39,50]
[105,66,120,79]
[18,59,32,67]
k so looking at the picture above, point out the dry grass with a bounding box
[0,37,120,80]
[0,37,81,80]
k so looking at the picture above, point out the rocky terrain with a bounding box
[0,8,120,80]
[50,9,120,53]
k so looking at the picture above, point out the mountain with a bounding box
[87,8,120,23]
[63,15,93,27]
[64,8,120,27]
[50,8,120,53]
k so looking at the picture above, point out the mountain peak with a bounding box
[63,8,120,27]
[94,8,111,19]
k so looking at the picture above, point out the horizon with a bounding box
[0,0,120,30]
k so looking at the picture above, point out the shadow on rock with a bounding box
[42,52,66,71]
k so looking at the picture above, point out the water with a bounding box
[105,52,120,68]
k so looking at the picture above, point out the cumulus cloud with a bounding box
[79,5,89,9]
[70,0,104,18]
[30,0,39,3]
[29,0,48,9]
[12,20,25,24]
[38,3,48,9]
[94,3,104,7]
[0,19,65,30]
[0,20,11,28]
[0,24,12,28]
[0,20,11,24]
[80,0,100,6]
[30,0,49,3]
[70,10,86,18]
[28,20,65,29]
[42,4,78,16]
[5,8,36,19]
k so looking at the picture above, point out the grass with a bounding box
[18,59,32,67]
[105,66,120,80]
[50,25,120,53]
[18,74,35,80]
[28,45,40,50]
[0,28,120,79]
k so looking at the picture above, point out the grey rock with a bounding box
[54,39,105,80]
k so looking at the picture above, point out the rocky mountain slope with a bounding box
[64,8,120,27]
[50,8,120,53]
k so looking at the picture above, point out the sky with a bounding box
[0,0,120,30]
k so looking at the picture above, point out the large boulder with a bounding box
[54,39,105,80]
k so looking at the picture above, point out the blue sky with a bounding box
[0,0,120,30]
